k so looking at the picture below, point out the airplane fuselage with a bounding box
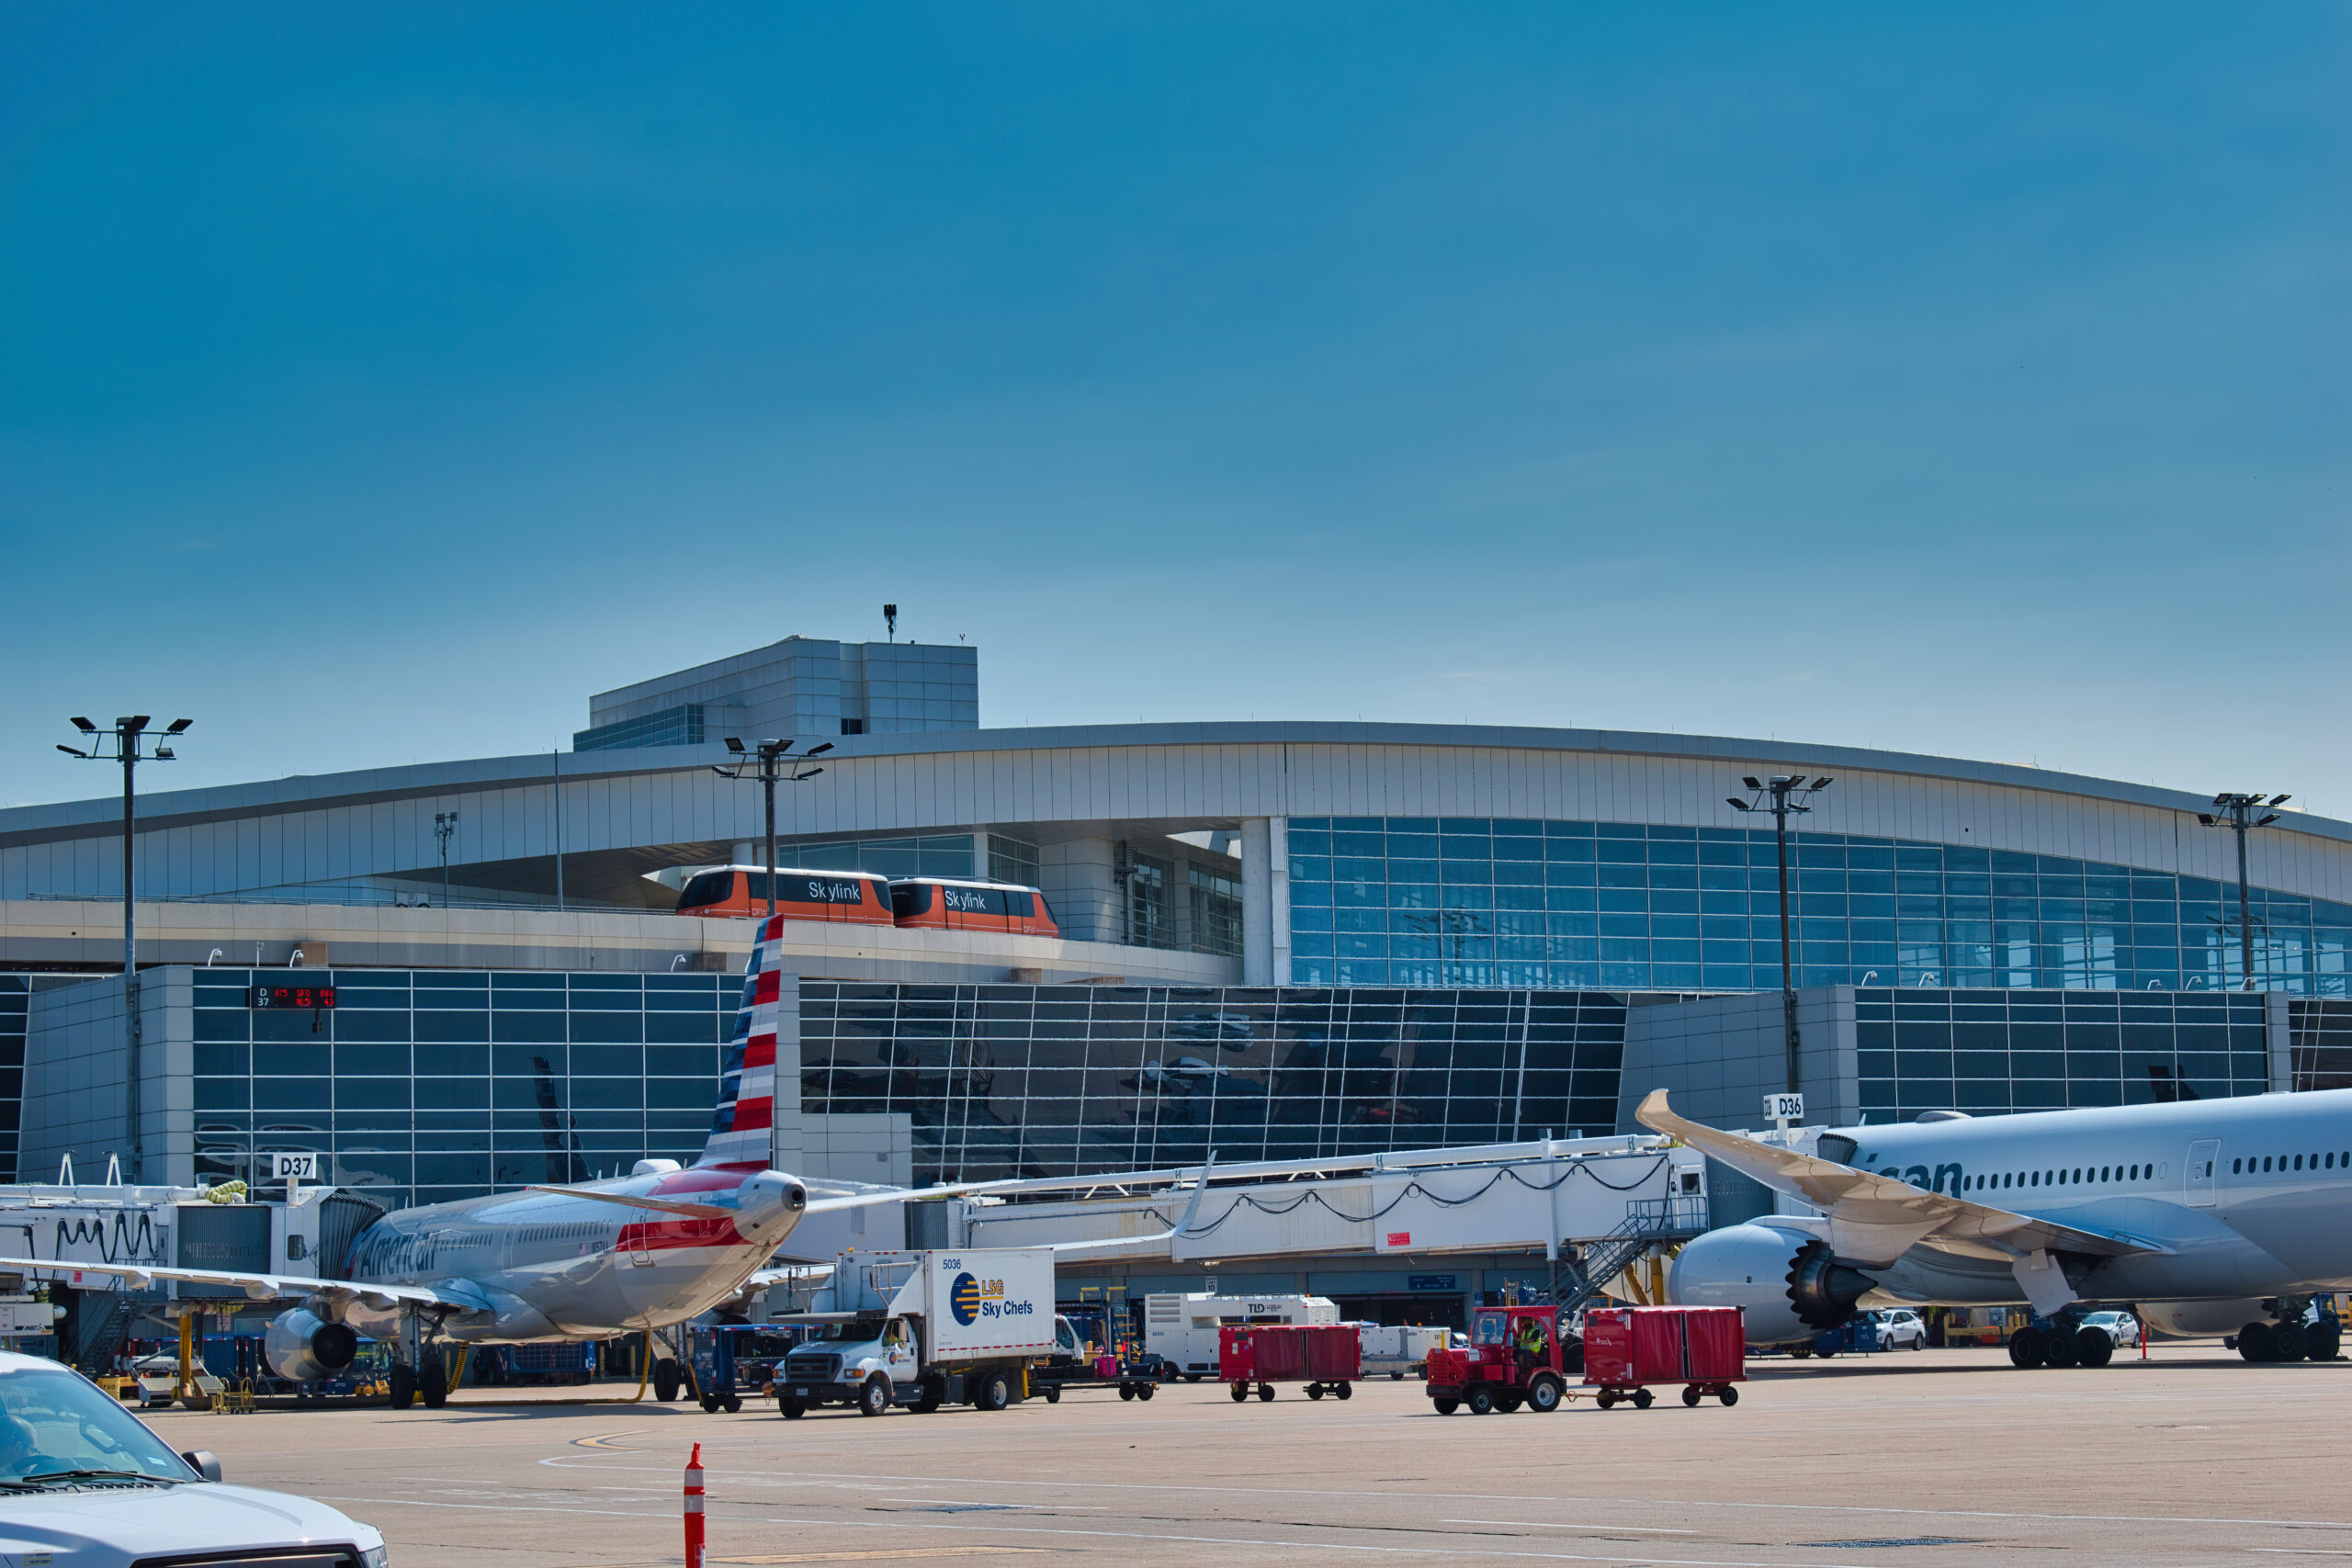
[337,1164,806,1344]
[1815,1089,2352,1306]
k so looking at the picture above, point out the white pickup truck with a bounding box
[775,1248,1058,1417]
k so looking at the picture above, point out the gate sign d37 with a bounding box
[1763,1092,1805,1123]
[271,1152,322,1182]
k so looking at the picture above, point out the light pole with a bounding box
[57,714,189,1181]
[435,812,458,906]
[714,739,831,920]
[1727,773,1834,1098]
[2198,792,2290,991]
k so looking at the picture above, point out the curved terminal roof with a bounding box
[2,720,2345,906]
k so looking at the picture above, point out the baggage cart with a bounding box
[1219,1324,1361,1403]
[1582,1305,1745,1408]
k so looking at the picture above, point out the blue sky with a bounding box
[3,5,2346,813]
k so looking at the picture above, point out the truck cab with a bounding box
[774,1249,1058,1419]
[1424,1305,1577,1416]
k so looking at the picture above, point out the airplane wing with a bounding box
[1631,1090,2168,1271]
[0,1256,491,1314]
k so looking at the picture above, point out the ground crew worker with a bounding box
[1515,1314,1549,1372]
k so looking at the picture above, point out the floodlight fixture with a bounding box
[1726,798,1750,812]
[120,716,149,734]
[164,718,192,735]
[1727,771,1838,1097]
[806,742,834,757]
[55,745,85,758]
[2199,791,2290,991]
[69,717,96,733]
[1742,777,1762,791]
[724,737,746,754]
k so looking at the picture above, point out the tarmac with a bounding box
[142,1343,2350,1567]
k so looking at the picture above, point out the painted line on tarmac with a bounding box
[533,1459,2352,1533]
[314,1494,1898,1568]
[1444,1521,1699,1536]
[572,1429,650,1449]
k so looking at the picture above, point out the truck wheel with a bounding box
[1334,1382,1351,1401]
[975,1371,1012,1411]
[1256,1382,1275,1402]
[1632,1388,1654,1410]
[857,1375,894,1417]
[1596,1391,1616,1409]
[1043,1385,1061,1404]
[724,1395,743,1414]
[653,1359,684,1403]
[1136,1382,1155,1401]
[1719,1385,1739,1405]
[1466,1386,1495,1415]
[1186,1374,1203,1383]
[1306,1383,1324,1400]
[700,1393,720,1413]
[1525,1375,1562,1413]
[1432,1397,1459,1415]
[913,1380,944,1414]
[1119,1384,1136,1401]
[777,1395,807,1418]
[1681,1384,1702,1406]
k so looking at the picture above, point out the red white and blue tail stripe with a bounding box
[699,915,782,1169]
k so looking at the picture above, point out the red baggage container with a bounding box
[1581,1306,1745,1409]
[1219,1325,1361,1404]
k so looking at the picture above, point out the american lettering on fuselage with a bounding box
[1647,1086,2352,1368]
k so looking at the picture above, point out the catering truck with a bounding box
[775,1248,1058,1417]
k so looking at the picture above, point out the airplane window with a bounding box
[2329,1155,2336,1169]
[2073,1168,2082,1183]
[2233,1159,2242,1174]
[2263,1157,2273,1172]
[2030,1172,2040,1187]
[2297,1155,2306,1170]
[2099,1166,2109,1180]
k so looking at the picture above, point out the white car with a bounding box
[1870,1309,1928,1350]
[2078,1311,2143,1348]
[0,1350,388,1567]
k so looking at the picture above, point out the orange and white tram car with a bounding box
[673,865,896,924]
[886,876,1060,938]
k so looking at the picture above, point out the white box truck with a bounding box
[775,1249,1058,1417]
[1141,1292,1339,1382]
[1354,1323,1449,1380]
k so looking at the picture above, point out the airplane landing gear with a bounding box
[388,1362,417,1409]
[653,1358,684,1402]
[422,1357,450,1409]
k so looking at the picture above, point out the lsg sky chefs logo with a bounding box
[949,1272,1034,1325]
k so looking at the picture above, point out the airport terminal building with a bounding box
[4,633,2349,1210]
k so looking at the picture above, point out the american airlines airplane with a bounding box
[0,919,1170,1408]
[1644,1086,2352,1368]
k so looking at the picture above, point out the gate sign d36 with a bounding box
[1763,1092,1805,1122]
[271,1152,322,1182]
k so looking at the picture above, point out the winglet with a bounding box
[1174,1150,1216,1238]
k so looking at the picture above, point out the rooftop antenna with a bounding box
[883,604,898,643]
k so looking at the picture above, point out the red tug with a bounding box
[1423,1305,1574,1415]
[1423,1303,1747,1415]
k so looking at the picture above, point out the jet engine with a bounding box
[265,1307,358,1382]
[1668,1224,1878,1344]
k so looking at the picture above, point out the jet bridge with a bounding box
[932,1134,1713,1287]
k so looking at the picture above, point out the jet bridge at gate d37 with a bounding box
[948,1136,1709,1263]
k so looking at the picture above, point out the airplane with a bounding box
[1641,1086,2352,1368]
[1,919,1195,1409]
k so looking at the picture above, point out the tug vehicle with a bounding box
[1423,1304,1575,1415]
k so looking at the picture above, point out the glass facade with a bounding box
[189,970,736,1209]
[2290,998,2352,1091]
[787,835,976,879]
[1287,818,2352,996]
[1190,864,1244,958]
[799,983,1627,1185]
[573,703,707,751]
[0,976,23,1182]
[1852,988,2271,1123]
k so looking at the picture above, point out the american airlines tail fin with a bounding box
[699,915,783,1168]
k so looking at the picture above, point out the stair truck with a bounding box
[773,1249,1058,1417]
[1424,1303,1577,1415]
